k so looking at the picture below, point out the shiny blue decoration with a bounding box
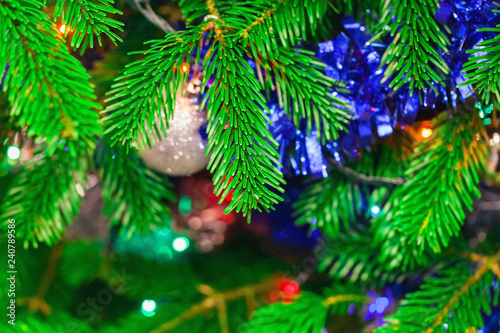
[317,17,419,156]
[436,0,500,50]
[374,296,389,314]
[435,0,500,102]
[315,5,500,156]
[268,104,328,178]
[270,4,500,174]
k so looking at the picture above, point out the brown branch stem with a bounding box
[150,275,279,333]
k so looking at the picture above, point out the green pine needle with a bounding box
[104,0,345,219]
[317,231,412,287]
[373,0,450,94]
[59,241,103,286]
[204,42,286,220]
[54,0,124,53]
[103,28,203,151]
[0,144,91,248]
[295,174,360,237]
[263,46,352,141]
[0,0,102,146]
[377,260,498,333]
[294,146,404,238]
[97,142,175,238]
[242,290,367,333]
[242,292,329,333]
[461,4,500,104]
[230,0,329,56]
[376,112,487,254]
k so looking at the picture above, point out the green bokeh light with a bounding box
[141,299,156,317]
[7,145,20,160]
[172,236,189,252]
[178,196,192,214]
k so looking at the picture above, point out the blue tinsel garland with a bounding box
[268,1,500,177]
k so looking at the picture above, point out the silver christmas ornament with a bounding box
[139,87,209,176]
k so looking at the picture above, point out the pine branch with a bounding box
[54,0,124,53]
[377,255,500,333]
[379,112,487,254]
[178,0,229,28]
[461,4,500,104]
[203,42,285,220]
[371,212,441,270]
[59,241,102,286]
[242,292,328,333]
[97,142,175,238]
[0,144,91,248]
[265,47,352,141]
[103,28,203,150]
[0,0,102,145]
[372,0,450,94]
[322,284,371,315]
[317,232,412,287]
[295,174,360,237]
[0,92,20,160]
[231,0,330,57]
[104,0,347,219]
[242,290,368,332]
[294,146,405,238]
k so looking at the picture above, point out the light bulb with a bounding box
[172,237,189,252]
[7,145,20,160]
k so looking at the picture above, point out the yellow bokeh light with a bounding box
[421,127,432,138]
[59,24,67,33]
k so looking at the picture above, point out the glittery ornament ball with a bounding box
[139,97,209,176]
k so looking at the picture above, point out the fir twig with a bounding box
[54,0,124,53]
[105,0,347,220]
[1,144,91,248]
[372,0,450,94]
[378,112,487,254]
[203,42,285,220]
[332,163,407,185]
[103,28,203,150]
[316,232,413,286]
[265,46,352,141]
[460,4,500,104]
[242,289,369,332]
[377,253,500,332]
[295,146,405,237]
[0,0,102,146]
[295,174,360,237]
[97,142,175,238]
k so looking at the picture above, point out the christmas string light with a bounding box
[141,299,156,317]
[420,127,433,139]
[172,236,189,252]
[370,205,380,217]
[7,145,20,160]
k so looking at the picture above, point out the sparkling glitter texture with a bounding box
[139,85,209,176]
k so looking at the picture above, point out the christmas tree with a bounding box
[2,0,500,331]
